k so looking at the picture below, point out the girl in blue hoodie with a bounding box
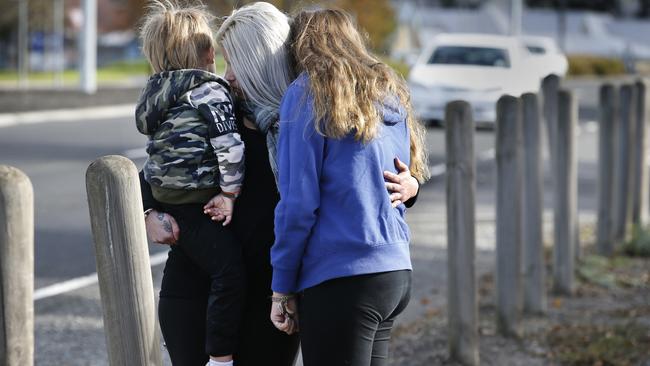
[269,8,429,366]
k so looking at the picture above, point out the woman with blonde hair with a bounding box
[269,8,428,366]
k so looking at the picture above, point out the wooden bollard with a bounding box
[613,85,637,245]
[632,80,649,226]
[86,156,162,366]
[553,90,577,295]
[496,95,523,337]
[0,165,34,366]
[597,84,617,256]
[445,101,479,366]
[542,75,561,169]
[521,93,546,315]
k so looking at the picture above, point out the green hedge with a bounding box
[568,55,626,76]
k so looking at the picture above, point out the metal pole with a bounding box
[510,0,522,36]
[53,0,64,88]
[17,0,28,89]
[80,0,97,94]
[558,0,568,52]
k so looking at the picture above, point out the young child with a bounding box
[136,2,244,365]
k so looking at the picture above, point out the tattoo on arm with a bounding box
[162,220,173,233]
[157,212,165,221]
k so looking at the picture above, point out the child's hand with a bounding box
[203,193,235,226]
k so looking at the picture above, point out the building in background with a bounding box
[391,0,650,64]
[0,0,144,71]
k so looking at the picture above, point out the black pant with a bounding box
[234,226,300,366]
[299,270,412,366]
[158,203,244,362]
[157,205,299,366]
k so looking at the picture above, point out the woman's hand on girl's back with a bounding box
[384,157,420,208]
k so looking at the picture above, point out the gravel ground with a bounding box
[388,236,650,366]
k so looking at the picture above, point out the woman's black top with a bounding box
[140,114,280,255]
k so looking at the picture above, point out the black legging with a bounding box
[299,270,412,366]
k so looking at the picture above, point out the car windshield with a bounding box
[428,46,510,68]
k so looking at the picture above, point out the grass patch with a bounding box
[0,55,226,84]
[578,255,619,288]
[578,254,648,289]
[547,323,650,365]
[568,55,626,77]
[623,226,650,257]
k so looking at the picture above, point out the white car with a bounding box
[522,36,569,78]
[408,33,540,125]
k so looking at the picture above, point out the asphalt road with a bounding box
[0,115,512,286]
[0,79,603,365]
[0,116,164,288]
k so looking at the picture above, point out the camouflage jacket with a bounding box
[135,69,244,194]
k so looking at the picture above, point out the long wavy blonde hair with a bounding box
[289,9,429,182]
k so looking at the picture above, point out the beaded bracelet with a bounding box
[270,294,296,320]
[270,294,295,303]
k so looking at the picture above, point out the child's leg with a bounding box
[158,247,211,365]
[164,204,245,360]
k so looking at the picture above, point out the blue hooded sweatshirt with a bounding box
[271,74,412,294]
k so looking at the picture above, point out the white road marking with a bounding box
[34,251,168,301]
[584,120,599,134]
[478,148,496,160]
[0,104,135,128]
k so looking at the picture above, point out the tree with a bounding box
[333,0,396,52]
[205,0,397,52]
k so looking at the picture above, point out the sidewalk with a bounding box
[0,86,141,114]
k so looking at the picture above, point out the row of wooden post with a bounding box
[597,81,649,255]
[446,76,649,365]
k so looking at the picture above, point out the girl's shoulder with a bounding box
[281,73,311,108]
